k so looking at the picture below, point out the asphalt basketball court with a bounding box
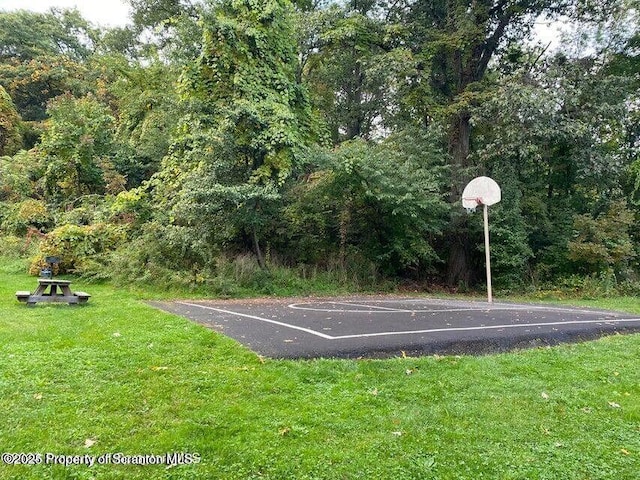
[150,296,640,359]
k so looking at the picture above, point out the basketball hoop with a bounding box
[460,177,501,303]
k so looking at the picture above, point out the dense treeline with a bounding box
[0,0,639,294]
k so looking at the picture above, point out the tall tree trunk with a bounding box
[252,229,267,270]
[446,111,473,287]
[339,198,351,269]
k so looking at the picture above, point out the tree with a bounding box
[0,85,21,155]
[154,0,317,269]
[281,130,449,275]
[0,9,95,125]
[471,41,634,281]
[95,55,180,187]
[38,94,124,204]
[402,0,620,286]
[300,4,391,143]
[0,8,95,61]
[0,56,90,122]
[126,0,202,63]
[567,201,635,277]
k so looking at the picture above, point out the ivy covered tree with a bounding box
[154,0,318,268]
[0,85,21,155]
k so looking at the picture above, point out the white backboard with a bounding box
[461,176,501,208]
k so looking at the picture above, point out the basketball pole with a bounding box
[483,203,493,303]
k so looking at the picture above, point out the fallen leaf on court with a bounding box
[392,431,402,436]
[554,442,563,448]
[84,438,96,448]
[621,449,630,455]
[279,427,290,436]
[608,401,621,408]
[406,369,414,375]
[370,388,379,396]
[112,332,121,337]
[614,372,619,376]
[541,392,549,400]
[33,393,43,400]
[401,350,407,359]
[151,366,169,371]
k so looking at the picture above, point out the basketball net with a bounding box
[463,197,483,214]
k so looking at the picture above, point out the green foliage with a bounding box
[29,223,127,276]
[149,0,319,271]
[109,187,153,229]
[0,199,51,236]
[0,234,27,257]
[179,0,316,185]
[0,0,639,292]
[567,201,636,276]
[0,56,91,122]
[98,56,180,187]
[0,85,21,155]
[0,150,44,201]
[0,8,95,62]
[38,94,124,204]
[283,132,448,275]
[127,0,203,63]
[300,4,393,142]
[472,49,635,284]
[482,165,533,288]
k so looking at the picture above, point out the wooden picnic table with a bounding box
[16,278,90,306]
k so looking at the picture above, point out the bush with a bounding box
[29,223,127,276]
[0,234,25,257]
[1,199,51,235]
[280,135,448,276]
[534,271,619,299]
[567,201,635,276]
[0,150,44,201]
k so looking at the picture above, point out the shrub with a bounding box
[1,199,51,235]
[567,201,635,276]
[0,234,25,257]
[29,223,127,276]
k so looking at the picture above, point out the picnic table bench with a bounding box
[16,278,90,306]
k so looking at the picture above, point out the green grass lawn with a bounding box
[0,260,638,479]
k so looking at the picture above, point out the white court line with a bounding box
[330,301,413,312]
[377,299,622,316]
[176,302,334,339]
[288,301,618,316]
[329,318,640,340]
[289,302,482,313]
[176,302,640,341]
